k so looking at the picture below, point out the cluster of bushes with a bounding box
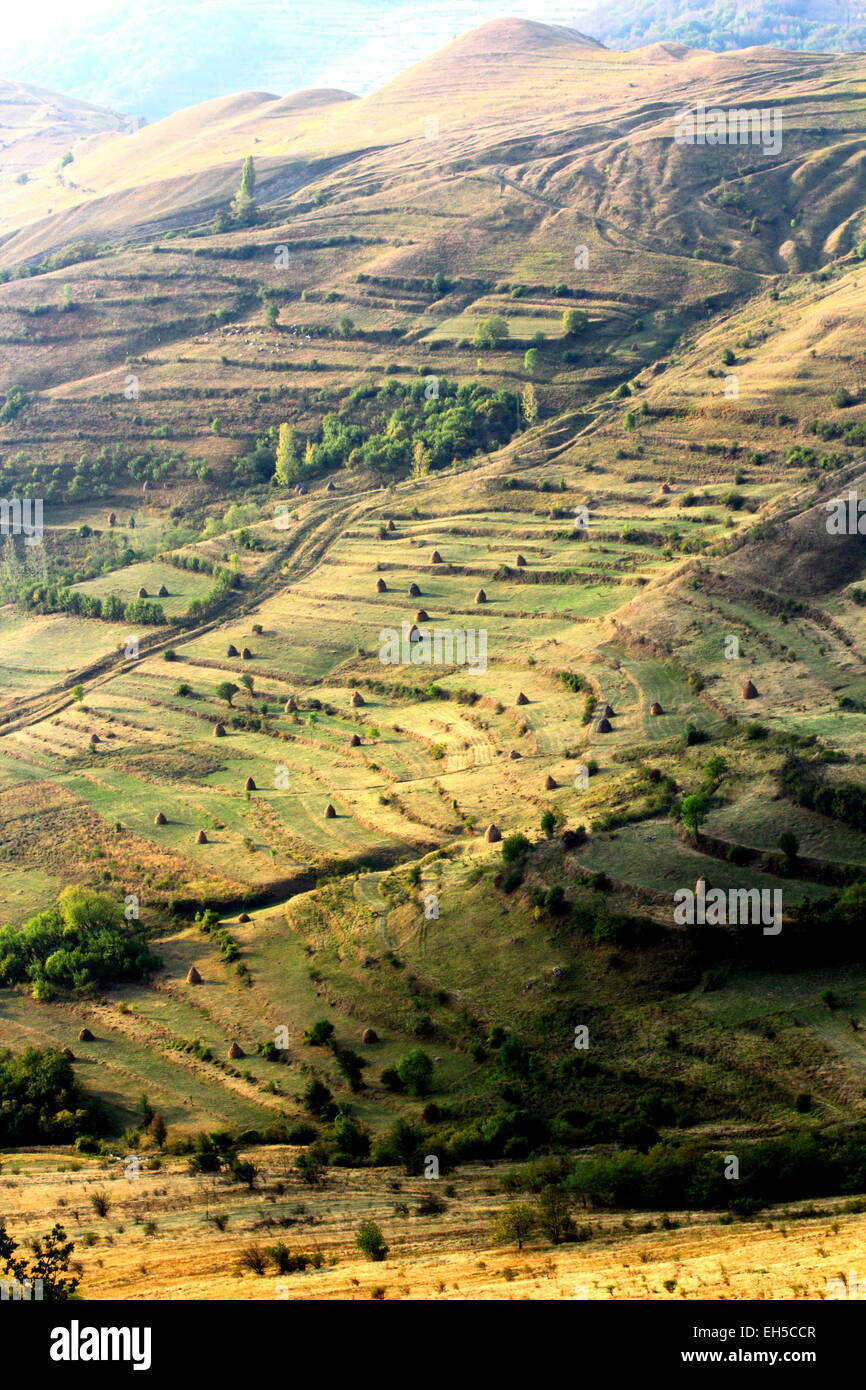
[808,418,866,445]
[0,887,158,1000]
[0,443,181,505]
[15,584,166,625]
[780,755,866,832]
[0,1047,101,1146]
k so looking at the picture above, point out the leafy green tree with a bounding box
[502,833,531,864]
[274,422,300,485]
[216,681,239,707]
[538,1185,575,1244]
[303,1019,335,1048]
[355,1220,388,1261]
[264,301,279,328]
[523,347,541,372]
[396,1047,433,1097]
[779,831,799,861]
[562,308,587,336]
[491,1202,537,1250]
[541,809,556,839]
[473,315,509,348]
[680,792,711,841]
[230,155,257,225]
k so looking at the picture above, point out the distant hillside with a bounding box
[3,0,864,123]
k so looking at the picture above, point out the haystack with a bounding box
[350,733,361,747]
[324,803,336,818]
[431,550,443,564]
[137,586,148,598]
[596,717,612,733]
[661,482,672,494]
[387,519,396,532]
[286,697,298,712]
[244,777,257,792]
[408,624,421,643]
[351,691,365,707]
[509,749,521,760]
[154,811,167,825]
[195,830,208,844]
[485,824,502,843]
[78,1027,94,1042]
[227,643,239,657]
[296,484,307,496]
[415,609,430,622]
[326,481,336,492]
[107,512,116,526]
[545,774,558,790]
[515,692,529,706]
[516,554,527,566]
[63,1047,75,1061]
[228,1041,245,1060]
[186,966,202,984]
[89,733,100,745]
[213,722,226,737]
[241,647,252,660]
[600,703,614,718]
[742,679,758,699]
[376,577,388,593]
[238,912,251,923]
[361,1028,378,1044]
[158,584,169,598]
[695,875,711,897]
[650,702,663,716]
[475,588,487,603]
[408,582,421,597]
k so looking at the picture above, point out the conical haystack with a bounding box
[244,777,257,792]
[696,875,711,896]
[350,733,361,747]
[213,722,226,737]
[226,644,239,657]
[742,679,758,699]
[286,697,298,712]
[376,577,387,593]
[326,480,336,491]
[324,803,336,818]
[196,830,208,844]
[186,966,202,984]
[515,691,529,706]
[238,912,251,923]
[137,587,148,598]
[545,774,558,790]
[516,554,527,566]
[661,481,672,494]
[431,550,443,564]
[387,519,396,532]
[107,512,116,526]
[362,1028,378,1044]
[509,749,521,760]
[408,582,421,597]
[600,703,614,717]
[408,624,421,643]
[158,584,169,598]
[241,647,252,660]
[650,702,663,716]
[475,588,487,603]
[351,690,365,707]
[154,811,167,825]
[78,1027,94,1042]
[415,609,429,622]
[228,1041,245,1060]
[485,824,502,842]
[596,717,612,733]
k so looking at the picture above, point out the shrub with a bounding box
[355,1221,388,1261]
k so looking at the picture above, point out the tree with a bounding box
[231,1158,257,1190]
[264,301,279,329]
[473,315,509,348]
[562,308,587,336]
[240,673,254,696]
[680,792,711,841]
[491,1202,537,1250]
[150,1113,167,1148]
[303,1019,335,1048]
[230,155,257,225]
[502,833,531,864]
[337,315,355,338]
[274,423,299,486]
[216,681,239,708]
[541,809,556,839]
[71,684,84,703]
[335,1047,367,1092]
[521,381,539,426]
[523,347,541,372]
[702,754,728,788]
[779,831,799,861]
[355,1220,388,1261]
[411,439,431,479]
[538,1185,575,1244]
[396,1047,433,1097]
[0,1221,79,1301]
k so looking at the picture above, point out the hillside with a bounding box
[2,17,866,1302]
